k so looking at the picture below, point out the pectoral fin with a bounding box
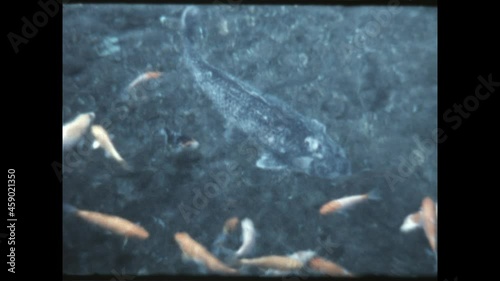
[92,140,100,149]
[256,153,286,170]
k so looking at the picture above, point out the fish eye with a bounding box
[304,137,320,152]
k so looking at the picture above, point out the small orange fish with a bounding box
[65,205,149,240]
[127,71,162,90]
[223,217,239,234]
[308,257,352,277]
[239,255,304,271]
[174,232,238,274]
[63,112,95,151]
[91,125,130,170]
[319,189,381,215]
[420,197,437,253]
[252,251,316,276]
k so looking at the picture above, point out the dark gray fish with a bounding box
[181,6,351,180]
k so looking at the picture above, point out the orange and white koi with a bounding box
[179,137,200,150]
[127,71,162,90]
[319,189,381,215]
[235,218,256,258]
[308,256,352,277]
[174,232,238,275]
[64,204,149,240]
[63,112,95,151]
[91,125,129,170]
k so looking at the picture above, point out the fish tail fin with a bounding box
[63,203,78,214]
[367,188,382,201]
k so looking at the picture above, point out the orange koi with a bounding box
[174,232,238,274]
